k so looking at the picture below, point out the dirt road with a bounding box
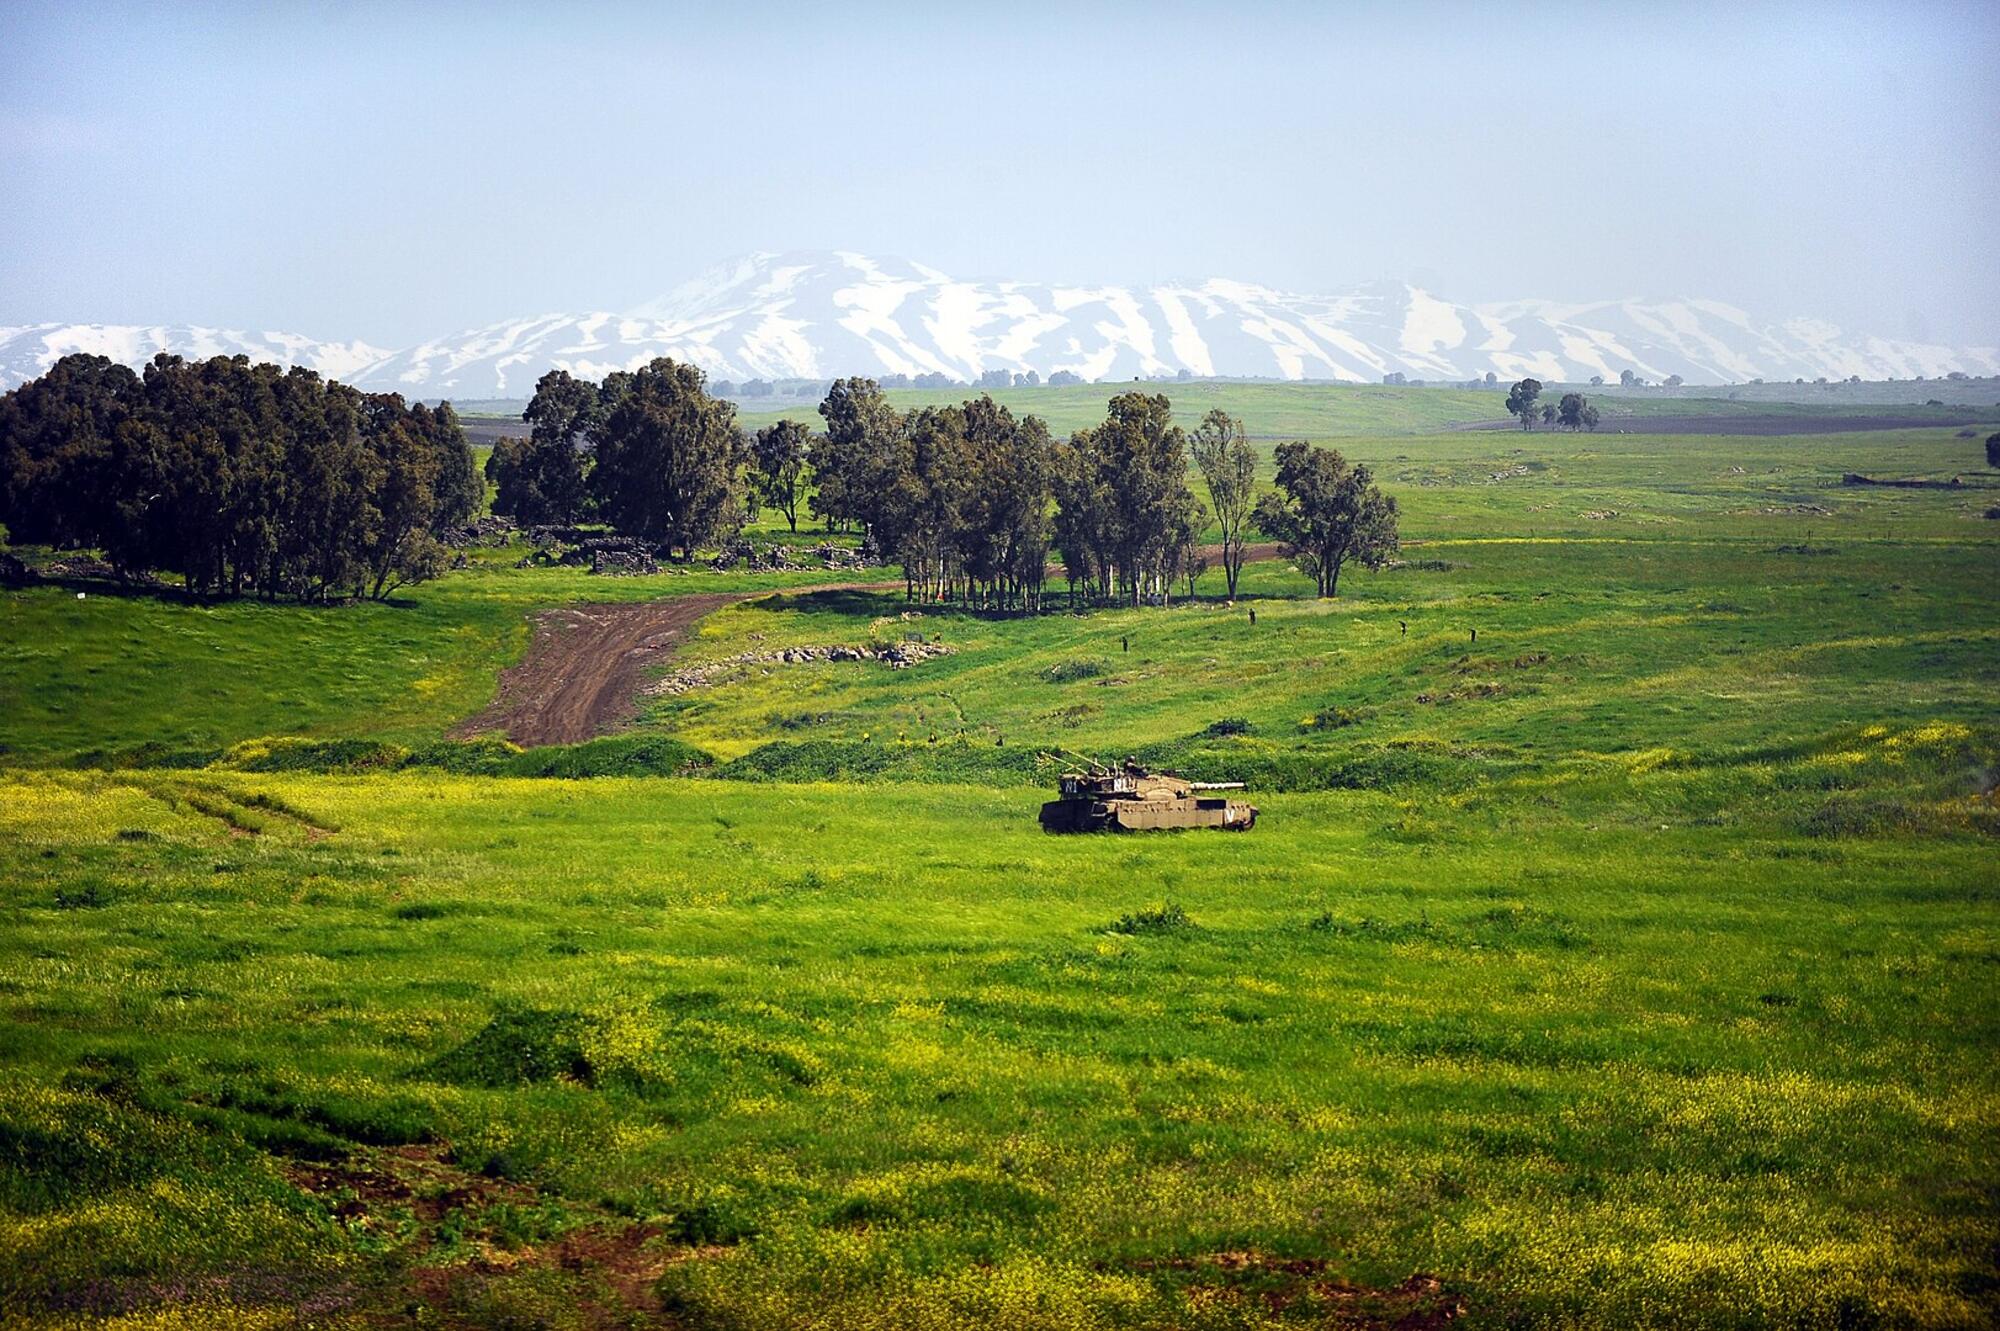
[455,542,1302,747]
[452,594,743,747]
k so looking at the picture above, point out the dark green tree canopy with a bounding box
[0,353,471,600]
[492,369,598,526]
[590,358,748,560]
[813,376,902,533]
[1506,378,1543,430]
[1252,440,1398,597]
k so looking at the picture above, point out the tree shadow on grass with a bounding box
[13,569,422,610]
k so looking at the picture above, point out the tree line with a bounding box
[498,363,1398,607]
[3,350,1400,608]
[0,353,478,598]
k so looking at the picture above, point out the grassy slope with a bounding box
[0,561,859,765]
[0,418,1996,1328]
[4,428,1993,767]
[1,751,1992,1327]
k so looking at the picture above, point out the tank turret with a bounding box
[1039,756,1257,832]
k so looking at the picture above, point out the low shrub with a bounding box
[1042,659,1107,683]
[1300,706,1365,731]
[715,739,1042,785]
[1306,912,1442,944]
[498,735,711,778]
[1106,902,1193,935]
[52,882,112,910]
[414,1008,596,1088]
[219,737,409,773]
[392,901,452,921]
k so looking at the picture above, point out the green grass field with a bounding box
[2,417,1996,1328]
[462,379,2000,441]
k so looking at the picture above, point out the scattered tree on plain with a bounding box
[1506,378,1543,430]
[1557,392,1593,431]
[1252,441,1398,598]
[1988,432,2000,468]
[1189,408,1256,599]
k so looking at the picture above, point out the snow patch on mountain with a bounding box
[5,250,1997,394]
[0,323,389,389]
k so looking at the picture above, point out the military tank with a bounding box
[1039,756,1257,832]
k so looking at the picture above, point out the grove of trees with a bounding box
[5,352,1406,612]
[0,353,477,598]
[1506,379,1601,431]
[590,361,747,560]
[496,362,756,558]
[1050,392,1206,606]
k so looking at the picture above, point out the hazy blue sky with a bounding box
[3,0,1996,347]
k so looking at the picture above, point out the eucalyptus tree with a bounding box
[1506,377,1542,430]
[751,419,811,533]
[813,376,902,533]
[493,369,597,525]
[1252,441,1398,598]
[591,358,749,560]
[1190,408,1256,598]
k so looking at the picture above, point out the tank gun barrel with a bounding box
[1187,781,1246,790]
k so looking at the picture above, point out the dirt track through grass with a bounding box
[452,546,1290,748]
[452,594,743,746]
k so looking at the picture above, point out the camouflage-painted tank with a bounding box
[1039,758,1257,833]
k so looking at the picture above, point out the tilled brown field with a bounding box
[1457,411,1997,435]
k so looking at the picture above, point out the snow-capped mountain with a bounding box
[5,251,1996,394]
[0,323,389,390]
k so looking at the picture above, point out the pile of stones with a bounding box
[38,556,152,584]
[710,540,800,571]
[711,539,877,572]
[589,546,660,576]
[648,639,955,696]
[442,515,516,548]
[813,543,870,569]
